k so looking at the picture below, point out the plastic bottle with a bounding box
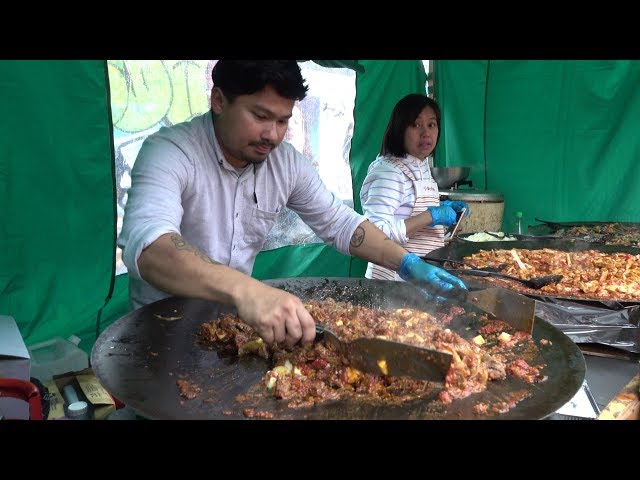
[514,211,524,235]
[27,335,89,383]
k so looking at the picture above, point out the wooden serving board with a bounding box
[597,372,640,420]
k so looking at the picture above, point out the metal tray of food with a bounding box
[425,239,640,353]
[527,219,640,248]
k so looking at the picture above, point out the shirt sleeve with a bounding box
[360,160,409,244]
[285,147,366,255]
[117,133,191,280]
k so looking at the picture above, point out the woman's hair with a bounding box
[211,60,309,103]
[380,94,441,157]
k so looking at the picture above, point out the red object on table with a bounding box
[0,378,43,420]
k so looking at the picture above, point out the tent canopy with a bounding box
[1,59,638,353]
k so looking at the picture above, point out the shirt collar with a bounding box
[206,110,237,173]
[405,154,426,164]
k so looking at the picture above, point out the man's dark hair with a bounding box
[380,94,441,157]
[212,60,309,103]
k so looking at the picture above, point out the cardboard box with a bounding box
[46,368,116,420]
[0,315,31,419]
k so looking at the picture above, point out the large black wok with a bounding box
[91,278,585,420]
[427,238,640,308]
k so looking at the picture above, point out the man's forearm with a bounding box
[137,232,256,305]
[348,220,408,271]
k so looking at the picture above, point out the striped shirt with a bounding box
[360,154,437,244]
[118,110,366,310]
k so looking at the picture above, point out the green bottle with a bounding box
[514,211,523,235]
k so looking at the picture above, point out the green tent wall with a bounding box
[0,60,116,352]
[1,60,639,355]
[435,60,640,230]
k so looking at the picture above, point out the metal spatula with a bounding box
[315,324,452,382]
[445,268,563,290]
[449,287,536,334]
[424,256,507,272]
[444,208,467,242]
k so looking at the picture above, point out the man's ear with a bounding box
[211,87,224,114]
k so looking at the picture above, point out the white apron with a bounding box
[369,159,444,281]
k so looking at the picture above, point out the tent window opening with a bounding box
[108,60,356,275]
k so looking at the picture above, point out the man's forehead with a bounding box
[239,89,294,119]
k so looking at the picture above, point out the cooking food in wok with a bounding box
[199,298,544,417]
[91,277,586,420]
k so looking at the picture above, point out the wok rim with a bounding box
[91,278,585,420]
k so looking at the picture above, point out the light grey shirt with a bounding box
[118,111,366,310]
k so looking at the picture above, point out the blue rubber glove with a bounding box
[398,253,468,301]
[441,200,469,216]
[426,205,457,227]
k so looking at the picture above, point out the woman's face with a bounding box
[403,106,438,159]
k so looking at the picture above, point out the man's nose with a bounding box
[262,121,279,141]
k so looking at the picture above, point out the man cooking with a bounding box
[118,60,467,348]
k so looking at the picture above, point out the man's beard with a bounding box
[242,153,269,165]
[243,142,275,165]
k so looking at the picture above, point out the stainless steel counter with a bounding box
[584,354,639,410]
[547,350,639,419]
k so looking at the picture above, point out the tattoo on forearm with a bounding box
[350,226,365,248]
[170,234,220,265]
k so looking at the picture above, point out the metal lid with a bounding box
[440,189,504,201]
[66,401,89,418]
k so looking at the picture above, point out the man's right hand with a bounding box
[234,282,316,347]
[397,252,467,299]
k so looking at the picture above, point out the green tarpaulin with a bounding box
[1,59,639,354]
[435,60,640,228]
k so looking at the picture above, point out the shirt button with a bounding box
[235,213,238,218]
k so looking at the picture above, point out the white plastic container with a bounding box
[27,336,89,383]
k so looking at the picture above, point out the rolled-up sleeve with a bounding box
[117,135,191,280]
[360,162,408,244]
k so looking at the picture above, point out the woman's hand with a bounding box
[426,205,457,226]
[441,200,469,216]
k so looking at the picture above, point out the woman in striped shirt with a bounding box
[360,94,468,281]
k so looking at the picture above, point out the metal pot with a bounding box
[431,167,470,189]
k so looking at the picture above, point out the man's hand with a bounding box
[427,205,457,226]
[397,253,467,299]
[234,283,316,347]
